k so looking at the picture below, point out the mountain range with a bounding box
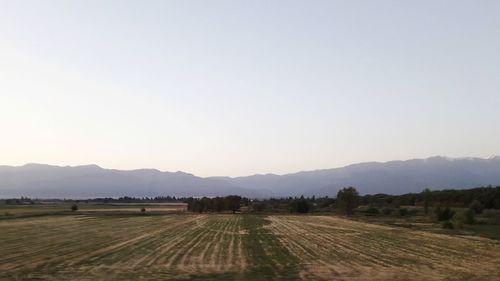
[1,156,500,198]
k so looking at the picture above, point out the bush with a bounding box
[382,208,393,215]
[140,208,146,214]
[398,208,409,216]
[366,207,380,215]
[434,206,455,221]
[408,209,419,216]
[463,209,475,224]
[441,221,454,229]
[469,200,484,214]
[71,204,78,212]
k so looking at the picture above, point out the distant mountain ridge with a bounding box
[1,156,500,198]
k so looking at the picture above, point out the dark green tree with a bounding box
[289,196,311,213]
[366,206,380,215]
[226,195,242,214]
[463,208,475,224]
[337,187,359,216]
[434,206,455,221]
[423,188,431,215]
[469,200,484,214]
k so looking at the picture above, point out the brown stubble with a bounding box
[266,215,500,281]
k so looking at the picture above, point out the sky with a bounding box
[1,1,499,177]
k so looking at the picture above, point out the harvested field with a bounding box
[0,214,245,280]
[266,215,500,281]
[80,208,186,212]
[0,203,188,217]
[0,213,499,280]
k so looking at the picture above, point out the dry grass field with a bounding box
[0,203,187,217]
[0,213,499,280]
[267,216,500,280]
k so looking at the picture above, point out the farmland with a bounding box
[1,212,499,280]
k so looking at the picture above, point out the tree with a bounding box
[382,208,393,215]
[434,206,455,221]
[463,208,475,224]
[226,195,242,214]
[423,188,431,215]
[469,200,484,214]
[337,187,359,216]
[71,204,78,212]
[213,197,226,212]
[366,206,380,215]
[289,196,311,213]
[251,201,267,212]
[398,208,409,216]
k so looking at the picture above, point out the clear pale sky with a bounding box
[1,1,499,177]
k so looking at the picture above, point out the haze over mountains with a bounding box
[1,156,500,199]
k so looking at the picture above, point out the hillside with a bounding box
[1,156,500,198]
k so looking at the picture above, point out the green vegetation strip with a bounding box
[177,215,301,281]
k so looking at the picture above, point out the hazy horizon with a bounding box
[2,1,499,177]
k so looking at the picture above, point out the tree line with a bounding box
[3,186,499,215]
[178,186,500,215]
[185,196,247,214]
[358,186,500,209]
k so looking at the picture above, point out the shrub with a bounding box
[70,204,78,212]
[469,200,484,214]
[434,206,455,221]
[398,208,409,216]
[408,209,419,216]
[366,207,380,215]
[140,208,146,214]
[390,198,401,208]
[382,208,393,215]
[463,209,475,224]
[441,221,454,229]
